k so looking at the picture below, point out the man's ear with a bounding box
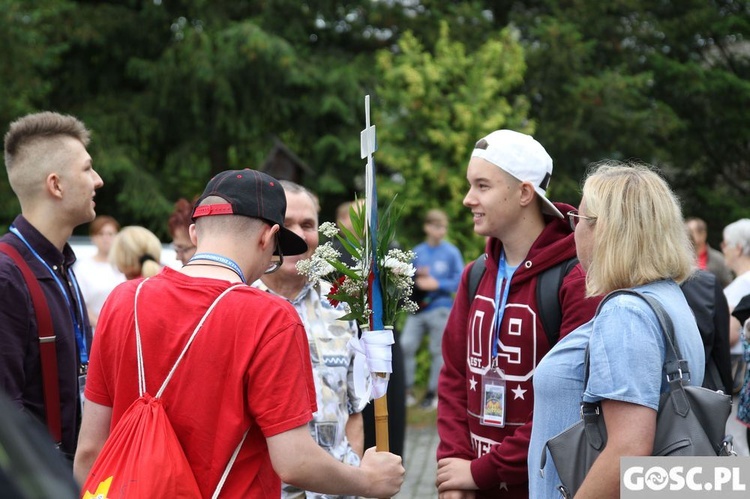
[518,181,537,208]
[261,223,279,251]
[46,173,63,200]
[188,223,198,245]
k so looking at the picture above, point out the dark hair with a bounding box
[685,217,707,233]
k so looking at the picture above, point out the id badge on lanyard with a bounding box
[481,364,506,427]
[481,250,514,428]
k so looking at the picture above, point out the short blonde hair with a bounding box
[110,226,162,279]
[4,112,91,201]
[582,161,694,296]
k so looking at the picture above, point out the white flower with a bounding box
[312,259,336,278]
[386,248,415,262]
[351,257,368,275]
[341,275,365,295]
[382,256,416,278]
[296,243,340,283]
[316,242,341,262]
[319,221,339,239]
[392,276,414,292]
[403,299,420,314]
[296,260,321,284]
[294,196,416,325]
[296,258,313,277]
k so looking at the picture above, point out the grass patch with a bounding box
[406,386,438,428]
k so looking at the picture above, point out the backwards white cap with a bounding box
[471,130,563,219]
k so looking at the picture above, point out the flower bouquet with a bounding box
[296,197,419,326]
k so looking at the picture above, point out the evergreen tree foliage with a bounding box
[374,22,530,256]
[0,0,746,250]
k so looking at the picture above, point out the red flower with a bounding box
[327,275,346,307]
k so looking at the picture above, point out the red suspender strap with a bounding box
[0,242,62,444]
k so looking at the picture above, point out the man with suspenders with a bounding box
[0,112,102,460]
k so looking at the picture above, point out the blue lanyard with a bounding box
[189,253,246,284]
[9,226,88,365]
[491,251,518,361]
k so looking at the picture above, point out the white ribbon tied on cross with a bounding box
[348,328,394,411]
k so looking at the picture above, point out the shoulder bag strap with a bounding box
[591,289,686,376]
[585,288,691,415]
[0,242,61,444]
[133,280,244,397]
[629,291,692,416]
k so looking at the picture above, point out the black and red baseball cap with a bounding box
[192,169,308,256]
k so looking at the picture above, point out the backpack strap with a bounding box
[466,254,487,304]
[212,428,250,498]
[133,279,244,398]
[132,279,248,497]
[466,253,578,348]
[0,242,61,444]
[536,257,579,348]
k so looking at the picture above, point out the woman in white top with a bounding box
[74,215,126,329]
[721,219,750,353]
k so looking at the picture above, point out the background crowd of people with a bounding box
[1,110,748,499]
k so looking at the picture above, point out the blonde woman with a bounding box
[110,226,162,279]
[529,161,705,498]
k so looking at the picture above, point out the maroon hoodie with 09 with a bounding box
[437,203,602,498]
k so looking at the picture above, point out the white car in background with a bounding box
[68,236,182,271]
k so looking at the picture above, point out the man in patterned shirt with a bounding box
[256,180,365,499]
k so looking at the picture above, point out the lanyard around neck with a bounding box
[9,226,88,365]
[188,253,247,284]
[491,250,518,362]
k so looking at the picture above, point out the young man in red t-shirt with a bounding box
[74,169,404,498]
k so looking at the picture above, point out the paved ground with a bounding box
[397,424,439,498]
[395,395,749,498]
[727,394,749,456]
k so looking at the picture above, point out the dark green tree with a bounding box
[374,23,530,255]
[2,0,748,248]
[643,0,750,238]
[30,1,373,237]
[0,0,74,230]
[507,0,750,239]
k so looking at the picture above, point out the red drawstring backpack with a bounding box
[81,281,247,499]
